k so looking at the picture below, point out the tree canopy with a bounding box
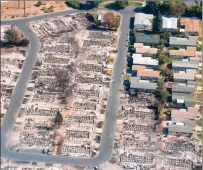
[168,0,186,17]
[86,12,98,24]
[159,53,171,65]
[87,1,102,8]
[144,1,161,14]
[144,0,186,17]
[54,111,63,128]
[4,26,22,45]
[152,11,163,33]
[115,1,129,9]
[65,0,81,9]
[103,12,120,30]
[185,4,202,19]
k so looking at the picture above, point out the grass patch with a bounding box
[197,119,202,127]
[198,68,202,74]
[107,56,115,65]
[123,74,130,80]
[196,78,202,84]
[106,69,113,76]
[98,1,112,8]
[99,1,143,9]
[198,36,202,41]
[128,1,143,7]
[197,132,202,139]
[195,93,202,103]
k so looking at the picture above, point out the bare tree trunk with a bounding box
[18,0,20,8]
[24,0,26,17]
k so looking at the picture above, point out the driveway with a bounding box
[1,8,133,166]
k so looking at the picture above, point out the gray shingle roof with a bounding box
[172,61,199,69]
[135,33,160,44]
[187,81,197,86]
[172,84,195,93]
[172,93,194,100]
[169,36,198,46]
[167,118,195,134]
[168,125,194,134]
[173,72,195,81]
[130,77,157,90]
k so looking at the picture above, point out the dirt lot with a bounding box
[1,1,71,20]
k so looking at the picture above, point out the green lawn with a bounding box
[195,93,202,103]
[128,1,143,7]
[98,1,112,8]
[197,132,202,139]
[123,74,131,80]
[197,119,202,127]
[99,1,143,9]
[196,78,202,84]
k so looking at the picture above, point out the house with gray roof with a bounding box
[166,118,195,137]
[129,77,157,92]
[172,92,195,108]
[172,84,196,94]
[135,33,160,45]
[169,36,198,46]
[187,81,197,87]
[173,72,195,83]
[172,59,199,71]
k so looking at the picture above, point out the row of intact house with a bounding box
[134,13,200,35]
[128,13,201,137]
[164,53,200,137]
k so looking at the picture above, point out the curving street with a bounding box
[1,8,134,166]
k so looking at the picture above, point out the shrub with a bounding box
[115,1,129,9]
[36,1,43,7]
[4,26,22,45]
[44,6,54,13]
[65,0,81,9]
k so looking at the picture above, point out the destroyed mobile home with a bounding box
[8,13,119,158]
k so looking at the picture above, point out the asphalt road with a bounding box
[1,9,133,166]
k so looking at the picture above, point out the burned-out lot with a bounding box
[1,52,25,124]
[8,13,119,158]
[111,92,200,170]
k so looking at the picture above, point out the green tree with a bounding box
[159,53,171,65]
[65,0,81,9]
[103,12,120,30]
[115,1,129,9]
[4,26,22,45]
[152,11,163,33]
[161,90,171,101]
[160,32,172,43]
[87,1,102,8]
[144,1,161,14]
[159,2,171,15]
[114,15,121,31]
[169,0,185,17]
[36,1,43,7]
[127,56,133,67]
[185,4,202,19]
[54,111,63,128]
[157,79,164,89]
[86,12,98,24]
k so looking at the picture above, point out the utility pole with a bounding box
[24,0,26,17]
